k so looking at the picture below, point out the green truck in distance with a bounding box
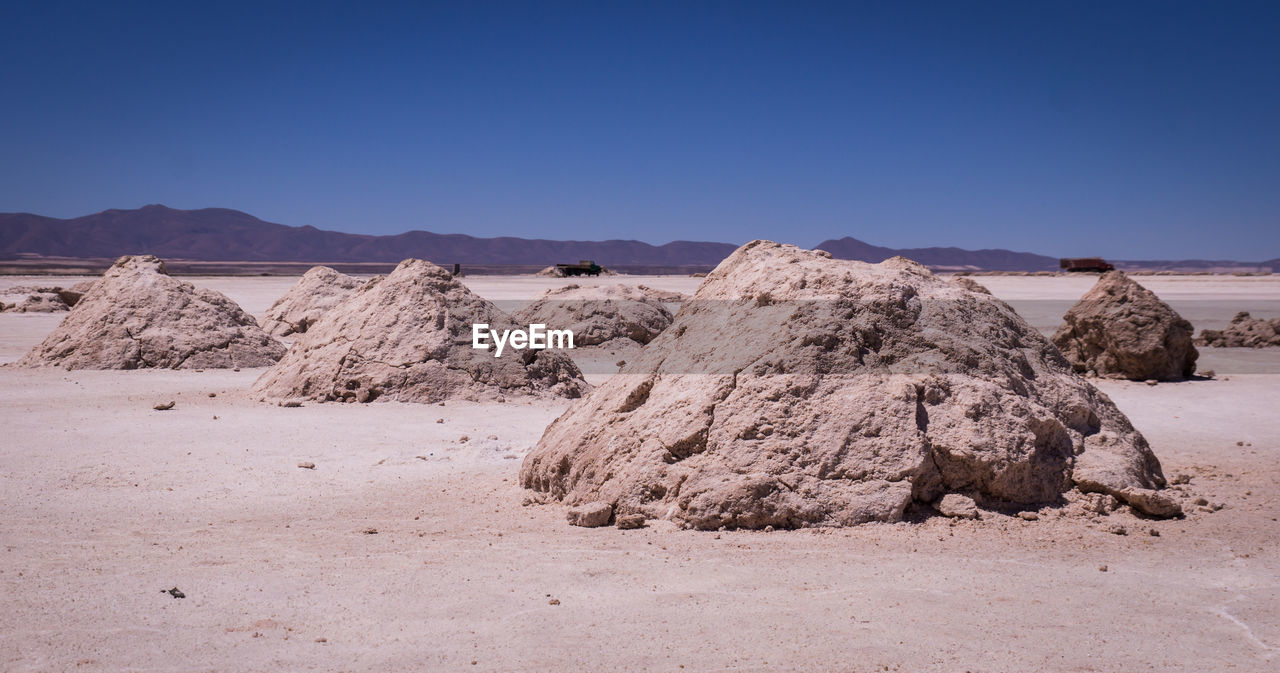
[556,260,604,276]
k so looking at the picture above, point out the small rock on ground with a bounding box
[935,494,979,519]
[566,502,613,527]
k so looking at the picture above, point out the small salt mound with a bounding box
[1052,271,1198,380]
[260,266,367,337]
[535,266,566,278]
[17,255,285,369]
[1196,312,1280,348]
[0,282,94,312]
[521,241,1179,529]
[512,284,676,346]
[950,276,992,295]
[252,258,588,404]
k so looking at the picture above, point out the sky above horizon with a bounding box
[1,1,1278,260]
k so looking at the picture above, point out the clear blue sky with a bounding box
[2,1,1277,259]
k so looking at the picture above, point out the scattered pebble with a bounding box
[548,598,560,606]
[1144,379,1157,386]
[163,587,185,599]
[1019,511,1039,521]
[281,400,302,408]
[298,461,316,470]
[1194,497,1209,506]
[153,401,175,411]
[458,435,469,443]
[1098,565,1108,572]
[616,513,646,529]
[315,637,327,643]
[207,392,216,398]
[1149,528,1160,537]
[1107,524,1127,536]
[362,528,378,535]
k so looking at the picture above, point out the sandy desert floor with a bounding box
[1,274,1278,672]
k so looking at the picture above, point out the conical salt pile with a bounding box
[252,259,588,403]
[521,241,1179,529]
[17,255,285,369]
[260,266,366,337]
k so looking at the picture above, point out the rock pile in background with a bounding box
[1196,312,1280,348]
[253,259,588,404]
[1052,271,1198,380]
[260,266,366,337]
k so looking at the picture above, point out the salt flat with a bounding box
[1,274,1277,672]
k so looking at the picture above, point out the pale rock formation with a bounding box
[521,241,1179,529]
[252,259,587,404]
[260,266,366,337]
[17,255,284,369]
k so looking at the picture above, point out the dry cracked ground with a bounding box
[1,274,1277,672]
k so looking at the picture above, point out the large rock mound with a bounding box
[260,266,366,337]
[512,284,676,346]
[252,259,588,403]
[521,241,1178,529]
[1195,312,1280,348]
[1052,271,1197,380]
[17,256,285,369]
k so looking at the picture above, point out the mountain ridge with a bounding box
[1,205,1273,272]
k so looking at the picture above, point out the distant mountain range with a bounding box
[1,205,1274,272]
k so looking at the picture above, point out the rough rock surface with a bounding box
[260,266,366,337]
[252,259,588,404]
[521,241,1178,529]
[17,255,285,369]
[1052,271,1198,381]
[512,284,675,346]
[566,502,613,527]
[1195,312,1280,348]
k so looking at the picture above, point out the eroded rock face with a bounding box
[1196,312,1280,348]
[512,284,676,346]
[17,255,285,369]
[1052,271,1197,380]
[260,266,366,337]
[252,259,588,404]
[521,241,1177,529]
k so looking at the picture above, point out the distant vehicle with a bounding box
[1059,257,1116,273]
[556,260,604,276]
